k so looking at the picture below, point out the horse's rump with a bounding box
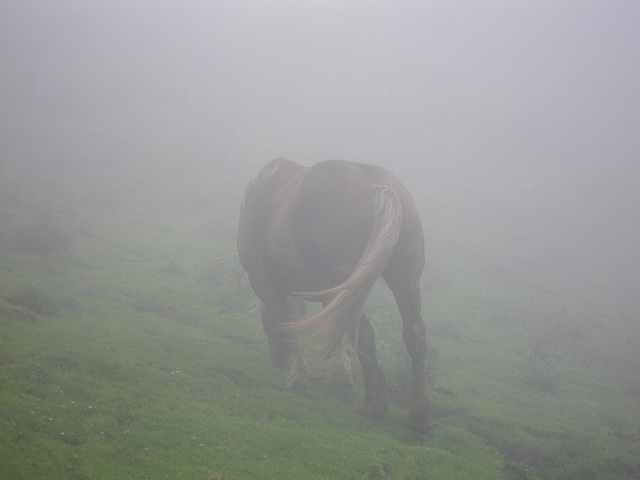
[287,181,403,358]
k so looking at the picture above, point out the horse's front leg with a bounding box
[261,295,309,395]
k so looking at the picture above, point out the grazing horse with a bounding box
[237,158,432,432]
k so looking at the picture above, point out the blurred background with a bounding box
[1,0,639,322]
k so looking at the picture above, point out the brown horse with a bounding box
[237,158,432,432]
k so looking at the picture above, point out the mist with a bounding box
[2,1,639,345]
[2,2,640,475]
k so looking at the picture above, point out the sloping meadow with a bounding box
[1,165,638,479]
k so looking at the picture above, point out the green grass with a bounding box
[1,167,639,480]
[2,3,638,477]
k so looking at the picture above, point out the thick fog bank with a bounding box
[1,1,638,316]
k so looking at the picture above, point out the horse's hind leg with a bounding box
[327,342,353,389]
[351,314,390,419]
[261,295,309,395]
[388,279,433,432]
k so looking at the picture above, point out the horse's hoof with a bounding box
[404,411,432,433]
[355,399,390,419]
[270,355,288,369]
[328,371,354,390]
[285,353,309,396]
[296,385,310,397]
[285,378,309,397]
[286,384,309,397]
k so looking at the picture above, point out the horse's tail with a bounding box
[285,184,402,359]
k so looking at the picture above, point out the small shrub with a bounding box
[13,211,75,254]
[6,284,59,316]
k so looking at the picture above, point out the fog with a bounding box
[1,1,639,316]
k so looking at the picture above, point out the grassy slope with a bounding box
[1,3,638,476]
[1,165,638,480]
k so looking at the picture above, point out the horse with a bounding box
[237,158,432,432]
